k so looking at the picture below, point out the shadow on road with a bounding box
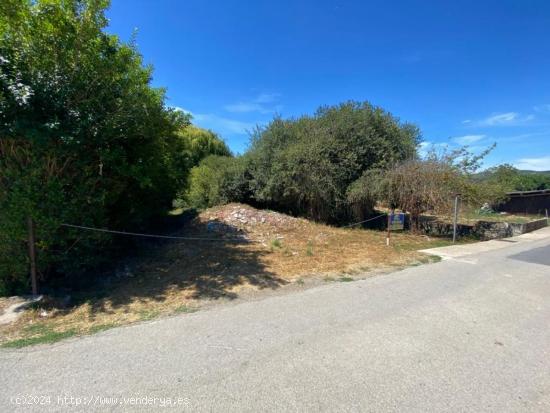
[509,246,550,266]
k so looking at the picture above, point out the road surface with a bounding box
[1,227,550,412]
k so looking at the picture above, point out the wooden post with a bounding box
[27,217,38,296]
[452,195,460,243]
[386,210,392,246]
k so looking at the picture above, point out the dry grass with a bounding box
[0,203,453,347]
[458,211,545,224]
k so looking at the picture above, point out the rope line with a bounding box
[341,213,387,228]
[60,223,250,242]
[62,212,389,241]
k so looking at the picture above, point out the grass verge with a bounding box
[1,327,78,349]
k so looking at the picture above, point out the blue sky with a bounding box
[107,0,550,170]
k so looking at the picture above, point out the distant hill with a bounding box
[476,169,550,178]
[474,168,550,191]
[517,170,550,176]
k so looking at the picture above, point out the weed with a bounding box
[173,305,197,314]
[1,328,77,348]
[89,323,116,334]
[295,278,305,285]
[138,309,160,321]
[23,322,50,335]
[306,241,314,256]
[270,238,282,251]
[338,277,354,282]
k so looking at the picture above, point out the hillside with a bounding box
[518,170,550,176]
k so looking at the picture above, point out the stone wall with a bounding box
[418,216,548,240]
[474,218,548,240]
[418,216,474,237]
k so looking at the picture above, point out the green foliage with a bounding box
[363,146,504,230]
[172,125,232,204]
[1,326,78,348]
[347,169,386,222]
[0,0,189,294]
[185,155,249,209]
[176,125,231,166]
[270,239,282,250]
[242,101,420,223]
[185,101,419,223]
[481,164,550,191]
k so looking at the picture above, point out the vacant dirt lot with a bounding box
[0,203,451,347]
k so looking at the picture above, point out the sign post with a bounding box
[386,211,392,246]
[386,211,405,246]
[452,194,460,243]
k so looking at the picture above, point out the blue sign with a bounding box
[390,212,405,230]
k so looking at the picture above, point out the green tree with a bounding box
[176,125,231,166]
[483,164,550,191]
[0,0,188,294]
[244,101,420,223]
[171,125,232,201]
[365,146,505,231]
[186,155,249,209]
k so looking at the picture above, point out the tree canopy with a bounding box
[354,146,507,230]
[241,101,421,223]
[480,164,550,192]
[0,0,195,294]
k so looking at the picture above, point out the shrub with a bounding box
[185,155,249,209]
[362,146,505,231]
[0,0,189,294]
[243,101,420,223]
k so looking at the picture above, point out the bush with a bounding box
[0,0,189,294]
[186,155,249,209]
[360,146,506,231]
[243,101,420,223]
[480,164,550,192]
[175,125,231,167]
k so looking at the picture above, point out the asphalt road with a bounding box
[1,228,550,412]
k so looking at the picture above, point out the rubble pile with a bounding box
[200,203,305,235]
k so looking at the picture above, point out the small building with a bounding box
[496,189,550,215]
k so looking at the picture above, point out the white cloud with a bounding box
[171,106,192,115]
[255,93,280,103]
[476,112,534,126]
[418,141,449,157]
[481,112,517,125]
[171,106,256,135]
[192,113,256,135]
[452,134,486,145]
[224,102,270,114]
[224,93,282,114]
[534,104,550,113]
[514,156,550,171]
[461,119,472,124]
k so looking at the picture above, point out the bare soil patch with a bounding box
[0,297,25,316]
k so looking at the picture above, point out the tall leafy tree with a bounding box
[0,0,188,293]
[244,101,420,223]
